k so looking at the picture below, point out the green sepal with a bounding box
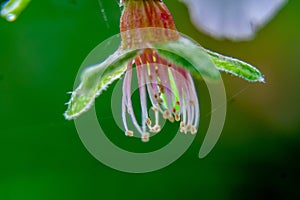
[204,49,265,82]
[153,37,221,80]
[1,0,31,22]
[64,48,139,120]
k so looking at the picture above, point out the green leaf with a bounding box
[64,49,139,120]
[1,0,31,22]
[204,49,265,82]
[153,37,221,80]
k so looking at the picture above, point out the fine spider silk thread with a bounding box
[97,0,110,29]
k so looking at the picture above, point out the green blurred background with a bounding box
[1,0,299,199]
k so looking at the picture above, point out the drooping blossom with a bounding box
[65,0,264,142]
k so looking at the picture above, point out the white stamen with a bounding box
[123,62,143,135]
[137,56,148,133]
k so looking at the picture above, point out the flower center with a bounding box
[122,49,199,142]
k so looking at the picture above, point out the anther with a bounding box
[125,130,134,137]
[180,128,187,134]
[180,122,187,134]
[191,126,197,134]
[154,125,161,132]
[163,110,171,119]
[150,128,155,133]
[151,125,161,133]
[158,84,164,93]
[142,132,150,142]
[168,116,174,123]
[146,118,152,126]
[172,107,176,113]
[180,121,185,128]
[175,114,180,121]
[186,124,192,132]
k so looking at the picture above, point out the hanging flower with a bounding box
[64,0,264,142]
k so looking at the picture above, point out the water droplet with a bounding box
[6,13,16,22]
[118,0,124,7]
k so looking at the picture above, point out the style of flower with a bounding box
[64,0,264,142]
